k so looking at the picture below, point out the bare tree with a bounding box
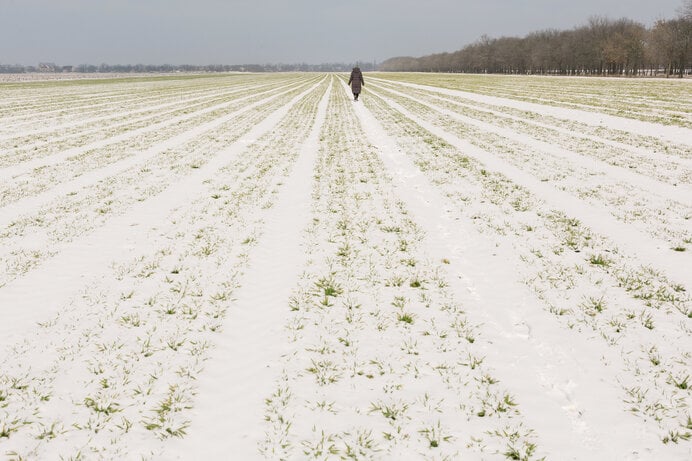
[378,12,690,77]
[680,0,692,20]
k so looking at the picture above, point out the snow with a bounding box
[166,80,332,460]
[349,80,665,459]
[0,72,690,460]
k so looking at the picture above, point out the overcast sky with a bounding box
[0,0,685,66]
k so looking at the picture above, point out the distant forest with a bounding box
[380,7,692,77]
[0,62,376,75]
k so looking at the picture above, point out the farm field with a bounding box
[0,72,690,460]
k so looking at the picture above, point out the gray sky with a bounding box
[0,0,684,65]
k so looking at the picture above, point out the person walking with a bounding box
[348,66,364,101]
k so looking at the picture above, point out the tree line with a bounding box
[0,62,376,75]
[379,4,692,77]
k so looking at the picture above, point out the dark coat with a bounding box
[348,67,364,94]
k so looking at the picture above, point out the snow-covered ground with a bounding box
[0,72,690,460]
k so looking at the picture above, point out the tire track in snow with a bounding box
[348,80,669,460]
[365,85,691,290]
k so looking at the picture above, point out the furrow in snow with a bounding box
[366,85,691,289]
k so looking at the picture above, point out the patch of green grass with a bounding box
[315,276,343,297]
[369,401,409,421]
[589,254,610,267]
[670,375,689,390]
[397,312,415,324]
[409,277,424,288]
[418,421,452,448]
[581,296,606,316]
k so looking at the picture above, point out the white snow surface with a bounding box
[0,73,690,461]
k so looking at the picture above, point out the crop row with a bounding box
[0,78,330,460]
[372,73,692,128]
[0,74,295,125]
[367,82,692,250]
[0,78,317,206]
[0,76,289,150]
[0,77,313,171]
[362,86,691,447]
[0,79,320,289]
[259,79,540,460]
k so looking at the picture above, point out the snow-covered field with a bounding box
[0,72,690,460]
